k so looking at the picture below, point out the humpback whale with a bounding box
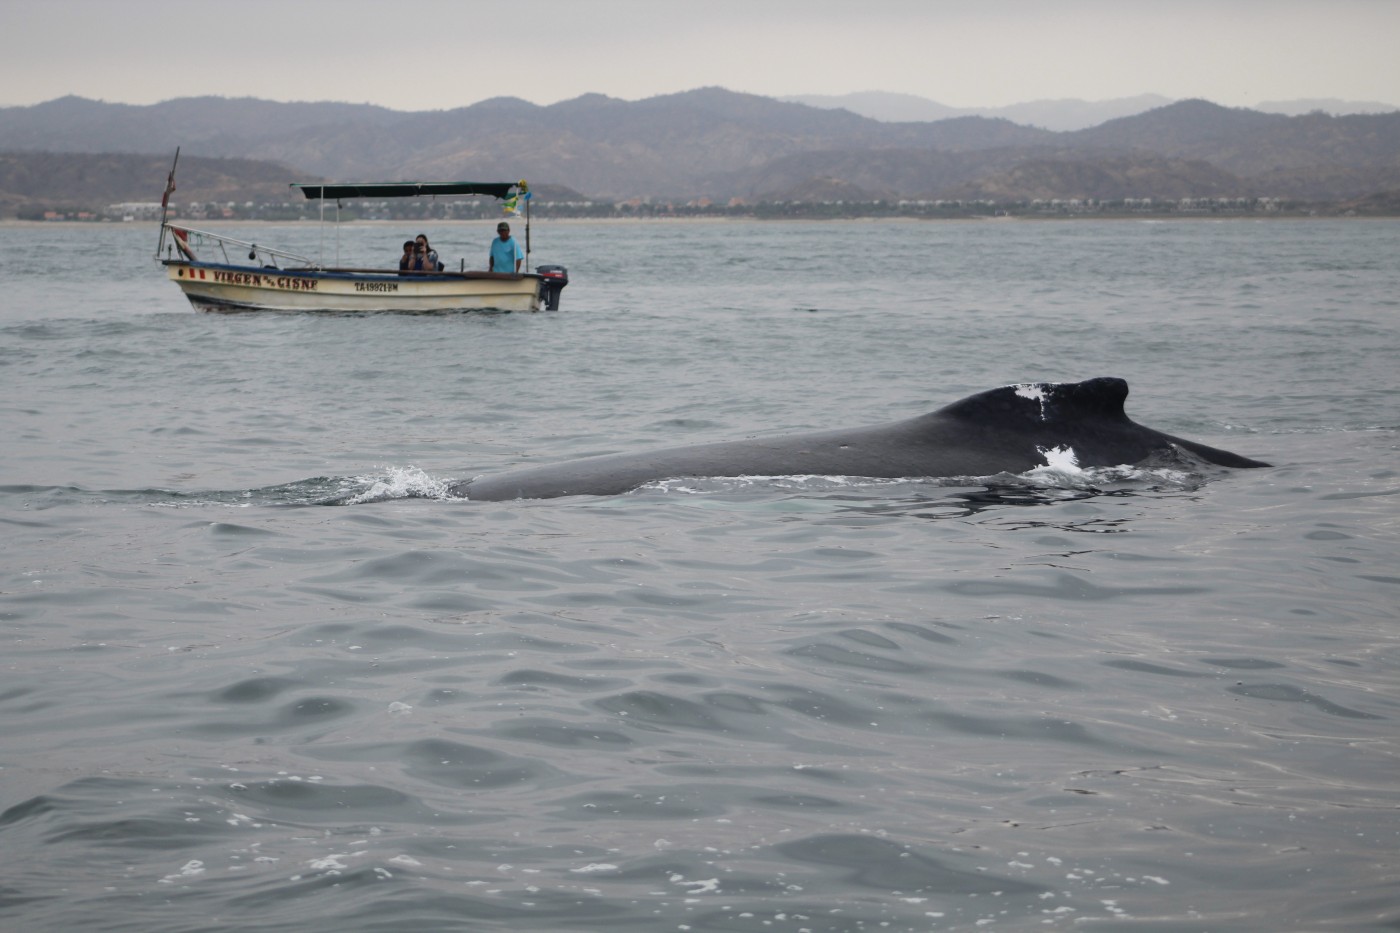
[450,377,1269,501]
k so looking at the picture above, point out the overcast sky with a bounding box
[2,0,1397,111]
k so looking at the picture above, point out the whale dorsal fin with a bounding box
[936,377,1131,426]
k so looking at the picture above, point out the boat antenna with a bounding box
[156,147,180,258]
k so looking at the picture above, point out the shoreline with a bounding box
[3,213,1395,228]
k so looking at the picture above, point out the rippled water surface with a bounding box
[2,219,1399,931]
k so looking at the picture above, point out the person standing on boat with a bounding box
[415,234,442,271]
[489,222,524,274]
[398,240,416,274]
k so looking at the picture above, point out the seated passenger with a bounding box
[416,234,443,271]
[398,240,416,274]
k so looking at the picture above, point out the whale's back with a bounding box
[455,377,1269,500]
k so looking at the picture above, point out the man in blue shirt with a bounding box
[489,221,524,273]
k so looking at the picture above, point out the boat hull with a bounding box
[165,262,545,312]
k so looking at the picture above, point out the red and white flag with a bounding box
[169,226,197,261]
[161,167,176,210]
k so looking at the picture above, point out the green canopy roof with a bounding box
[292,181,520,200]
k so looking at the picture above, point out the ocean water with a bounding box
[2,217,1398,931]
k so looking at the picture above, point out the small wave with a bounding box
[161,476,367,508]
[164,467,458,507]
[1,470,455,510]
[1,483,254,510]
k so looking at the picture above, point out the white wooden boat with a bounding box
[155,152,568,313]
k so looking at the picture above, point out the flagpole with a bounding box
[156,147,179,259]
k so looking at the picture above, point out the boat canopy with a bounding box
[291,181,520,200]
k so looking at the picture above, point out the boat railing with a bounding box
[160,223,319,270]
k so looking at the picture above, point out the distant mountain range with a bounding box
[781,93,1177,131]
[780,92,1399,130]
[2,89,1398,212]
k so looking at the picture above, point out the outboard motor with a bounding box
[536,264,569,311]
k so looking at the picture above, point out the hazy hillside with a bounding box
[784,91,1398,128]
[783,92,1176,131]
[0,95,402,155]
[0,88,1051,199]
[1066,100,1400,169]
[1062,100,1400,198]
[1256,98,1399,117]
[946,156,1247,202]
[0,151,304,215]
[184,88,1051,198]
[2,89,1398,208]
[743,147,1048,202]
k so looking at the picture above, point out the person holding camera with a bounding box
[415,233,442,271]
